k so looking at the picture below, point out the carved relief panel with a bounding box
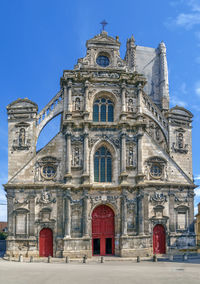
[126,142,137,169]
[172,128,188,154]
[12,122,31,151]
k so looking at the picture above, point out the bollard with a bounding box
[183,253,188,261]
[19,254,23,263]
[48,255,51,263]
[83,255,87,264]
[136,256,140,263]
[8,255,11,261]
[30,256,33,263]
[153,254,157,262]
[169,254,173,261]
[101,256,104,263]
[66,256,70,263]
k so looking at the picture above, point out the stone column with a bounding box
[84,81,89,113]
[29,194,36,236]
[63,85,67,111]
[67,80,72,113]
[121,191,128,236]
[137,192,144,235]
[121,132,126,173]
[137,83,143,116]
[143,193,149,234]
[137,131,143,175]
[7,193,14,237]
[65,133,71,175]
[188,191,195,233]
[83,133,89,175]
[169,192,175,232]
[121,84,126,113]
[64,193,71,237]
[57,191,64,237]
[83,192,89,237]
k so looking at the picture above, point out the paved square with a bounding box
[0,259,200,284]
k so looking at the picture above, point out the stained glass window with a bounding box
[93,98,114,122]
[94,146,112,182]
[96,56,110,67]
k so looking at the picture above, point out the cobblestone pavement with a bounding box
[0,258,200,284]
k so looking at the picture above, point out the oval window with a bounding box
[96,55,110,67]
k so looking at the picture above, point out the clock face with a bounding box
[96,55,110,67]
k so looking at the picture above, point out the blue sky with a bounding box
[0,0,200,220]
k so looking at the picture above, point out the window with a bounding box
[93,98,114,122]
[96,55,109,67]
[94,146,112,182]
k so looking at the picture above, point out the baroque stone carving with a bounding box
[36,190,56,205]
[35,156,60,182]
[144,157,168,181]
[150,192,167,205]
[172,128,188,154]
[93,71,120,79]
[71,145,82,167]
[126,142,137,168]
[12,123,31,151]
[89,134,120,148]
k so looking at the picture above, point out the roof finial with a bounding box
[100,20,108,31]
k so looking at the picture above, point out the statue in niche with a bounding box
[75,97,81,111]
[177,133,183,149]
[72,146,80,166]
[128,99,134,112]
[19,128,25,147]
[129,146,134,166]
[155,127,160,141]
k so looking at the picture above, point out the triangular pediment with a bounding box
[86,31,120,48]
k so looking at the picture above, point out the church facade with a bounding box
[4,31,196,258]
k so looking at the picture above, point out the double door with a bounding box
[92,205,115,256]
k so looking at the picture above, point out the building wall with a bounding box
[4,31,196,257]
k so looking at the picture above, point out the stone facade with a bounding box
[4,31,196,258]
[195,203,200,249]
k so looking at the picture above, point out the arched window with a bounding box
[94,146,112,182]
[93,98,114,122]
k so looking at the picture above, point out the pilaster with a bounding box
[64,190,71,238]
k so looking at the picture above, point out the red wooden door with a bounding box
[153,224,166,254]
[39,228,53,257]
[92,205,115,256]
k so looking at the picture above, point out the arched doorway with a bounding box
[153,224,166,254]
[39,228,53,257]
[92,205,115,256]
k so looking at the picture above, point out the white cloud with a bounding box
[195,81,200,97]
[175,13,200,29]
[170,95,188,107]
[195,187,200,197]
[194,174,200,181]
[188,0,200,12]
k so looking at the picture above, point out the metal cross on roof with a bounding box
[100,20,108,31]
